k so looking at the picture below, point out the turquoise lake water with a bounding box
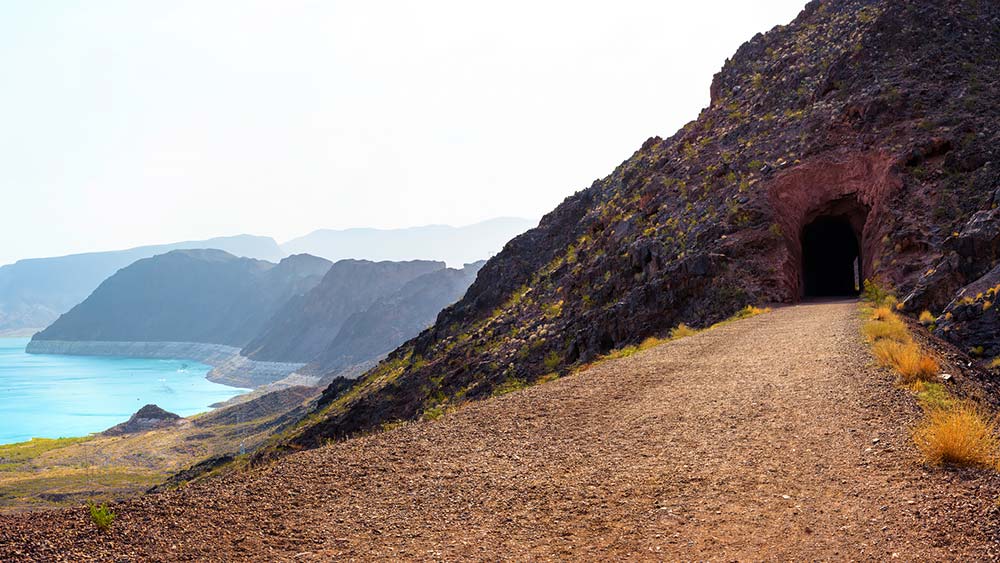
[0,338,248,445]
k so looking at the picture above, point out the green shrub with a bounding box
[87,501,115,532]
[543,351,561,371]
[492,377,528,397]
[863,279,895,306]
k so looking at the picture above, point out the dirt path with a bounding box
[2,301,998,560]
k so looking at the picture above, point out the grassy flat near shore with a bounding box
[0,387,318,510]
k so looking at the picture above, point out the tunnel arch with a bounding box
[766,152,898,302]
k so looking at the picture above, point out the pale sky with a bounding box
[0,1,806,266]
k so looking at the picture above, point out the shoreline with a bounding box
[24,339,305,389]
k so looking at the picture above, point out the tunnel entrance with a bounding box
[801,215,861,297]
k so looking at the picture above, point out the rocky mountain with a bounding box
[0,235,286,332]
[277,0,1000,448]
[299,261,485,377]
[31,250,331,347]
[281,218,535,267]
[28,252,486,388]
[241,260,448,364]
[102,404,181,436]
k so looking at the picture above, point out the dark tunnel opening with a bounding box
[801,215,861,298]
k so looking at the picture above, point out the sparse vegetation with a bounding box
[862,304,938,383]
[912,380,955,411]
[87,501,115,532]
[914,403,1000,469]
[863,279,895,307]
[871,339,939,383]
[918,310,936,326]
[863,314,909,343]
[732,305,769,320]
[492,377,528,397]
[669,324,697,339]
[543,351,561,371]
[862,294,1000,472]
[990,358,1000,370]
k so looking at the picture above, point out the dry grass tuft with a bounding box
[871,339,939,383]
[871,306,894,321]
[863,318,910,343]
[918,310,936,325]
[914,402,1000,469]
[990,357,1000,370]
[669,324,698,339]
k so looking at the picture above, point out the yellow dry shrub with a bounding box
[871,339,939,383]
[990,357,1000,370]
[669,324,698,339]
[918,310,936,325]
[914,402,1000,468]
[863,319,910,343]
[871,306,894,321]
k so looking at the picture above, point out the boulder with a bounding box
[102,404,182,436]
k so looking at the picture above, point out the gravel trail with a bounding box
[2,300,998,561]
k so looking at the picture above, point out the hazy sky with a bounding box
[0,1,806,266]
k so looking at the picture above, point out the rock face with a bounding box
[0,235,285,332]
[102,404,181,436]
[905,188,1000,358]
[279,0,1000,448]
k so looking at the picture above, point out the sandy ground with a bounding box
[2,300,998,561]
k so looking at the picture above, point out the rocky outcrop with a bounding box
[931,264,1000,360]
[103,404,182,436]
[275,0,1000,450]
[904,188,1000,312]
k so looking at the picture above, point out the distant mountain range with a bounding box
[0,235,284,332]
[280,218,535,267]
[32,250,330,347]
[28,250,485,387]
[0,219,531,333]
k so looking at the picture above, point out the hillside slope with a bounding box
[3,303,997,559]
[0,235,285,332]
[283,0,1000,448]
